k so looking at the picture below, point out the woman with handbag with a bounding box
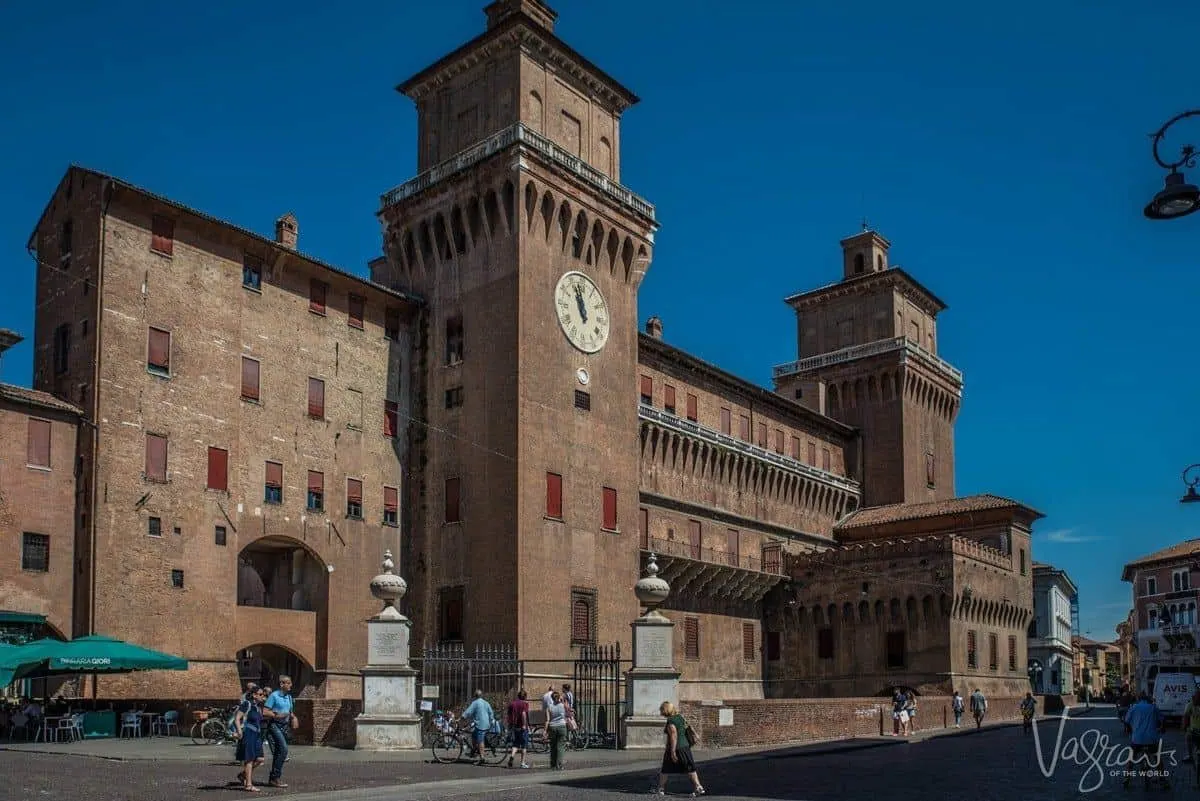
[652,701,705,797]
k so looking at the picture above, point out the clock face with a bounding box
[554,271,609,354]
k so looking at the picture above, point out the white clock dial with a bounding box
[554,271,610,354]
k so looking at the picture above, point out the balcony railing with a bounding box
[642,536,785,575]
[1165,588,1197,601]
[638,403,861,496]
[380,123,656,222]
[772,336,964,387]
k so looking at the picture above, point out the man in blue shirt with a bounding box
[1123,693,1169,790]
[463,689,496,764]
[263,675,296,788]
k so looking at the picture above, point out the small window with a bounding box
[762,544,781,573]
[242,255,262,290]
[241,357,260,402]
[926,452,936,488]
[307,378,325,418]
[743,623,757,662]
[346,478,363,519]
[766,631,781,662]
[22,533,49,572]
[639,375,653,405]
[756,423,767,448]
[1020,548,1027,576]
[639,507,649,549]
[265,461,283,504]
[664,385,676,414]
[790,436,801,460]
[172,526,181,536]
[445,386,464,409]
[151,215,175,256]
[206,446,228,492]
[684,617,700,660]
[720,408,731,435]
[385,308,401,341]
[1147,577,1158,596]
[967,630,977,668]
[53,324,71,374]
[774,429,784,454]
[348,295,365,329]
[309,279,327,314]
[384,401,399,437]
[854,253,864,274]
[383,486,399,526]
[145,433,168,482]
[445,476,461,523]
[1008,635,1017,671]
[738,415,750,441]
[147,517,162,538]
[170,569,184,589]
[214,525,227,546]
[307,470,324,512]
[26,418,51,469]
[685,393,698,422]
[571,588,597,645]
[886,631,906,668]
[574,390,591,411]
[821,448,831,472]
[988,633,998,670]
[147,327,171,376]
[807,442,816,465]
[546,472,563,519]
[793,387,802,400]
[602,487,617,531]
[60,219,73,266]
[817,627,834,659]
[446,315,464,365]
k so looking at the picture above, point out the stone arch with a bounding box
[605,229,619,273]
[590,220,604,266]
[502,180,515,234]
[418,220,434,266]
[524,182,538,232]
[466,197,483,245]
[572,210,588,260]
[621,237,634,276]
[433,213,451,261]
[484,190,501,239]
[235,642,317,697]
[558,201,572,252]
[540,191,555,240]
[528,90,543,132]
[597,136,612,175]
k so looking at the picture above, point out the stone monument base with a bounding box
[623,715,669,749]
[354,713,423,750]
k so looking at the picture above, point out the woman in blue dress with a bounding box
[235,686,268,791]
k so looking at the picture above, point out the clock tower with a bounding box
[376,1,657,657]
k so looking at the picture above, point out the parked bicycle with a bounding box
[429,711,508,765]
[190,706,235,745]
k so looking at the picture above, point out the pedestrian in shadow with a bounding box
[651,701,704,797]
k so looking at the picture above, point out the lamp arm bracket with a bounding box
[1151,110,1200,171]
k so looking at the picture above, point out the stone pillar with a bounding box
[355,551,422,749]
[622,553,680,749]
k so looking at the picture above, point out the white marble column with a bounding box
[623,554,681,749]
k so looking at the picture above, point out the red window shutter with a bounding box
[639,375,653,402]
[445,477,461,522]
[27,418,51,468]
[822,449,831,471]
[663,385,676,411]
[384,486,398,512]
[602,487,617,530]
[742,623,755,661]
[206,447,228,491]
[763,544,781,574]
[309,279,326,313]
[546,472,562,519]
[148,328,170,371]
[151,215,174,255]
[1008,635,1017,670]
[384,401,398,437]
[685,617,699,660]
[241,357,260,401]
[790,436,800,459]
[307,470,324,493]
[739,416,750,440]
[265,461,283,488]
[348,295,364,329]
[145,434,167,481]
[720,408,731,435]
[688,520,701,558]
[757,423,767,447]
[308,378,325,417]
[639,507,649,549]
[347,478,363,503]
[686,394,698,421]
[808,442,817,465]
[774,430,784,453]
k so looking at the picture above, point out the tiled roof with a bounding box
[1121,539,1200,577]
[0,383,81,415]
[836,493,1042,530]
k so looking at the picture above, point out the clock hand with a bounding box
[574,286,588,323]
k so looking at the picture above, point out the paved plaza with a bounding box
[3,707,1191,800]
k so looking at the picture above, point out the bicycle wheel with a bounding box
[483,731,510,765]
[201,718,226,745]
[190,722,208,746]
[528,728,549,754]
[431,733,463,764]
[568,729,589,750]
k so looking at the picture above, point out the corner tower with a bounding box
[772,230,961,507]
[374,1,657,658]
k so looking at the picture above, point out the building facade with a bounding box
[1115,609,1136,687]
[1029,562,1077,695]
[1122,539,1200,695]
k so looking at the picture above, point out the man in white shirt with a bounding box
[541,686,555,712]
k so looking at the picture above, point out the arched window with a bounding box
[876,254,883,270]
[570,590,595,645]
[1148,607,1159,629]
[854,253,865,273]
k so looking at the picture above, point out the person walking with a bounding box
[969,687,987,730]
[463,690,497,765]
[505,689,531,769]
[651,701,704,797]
[263,676,297,789]
[890,688,905,736]
[905,690,918,733]
[1123,692,1169,790]
[545,690,569,770]
[951,691,965,728]
[233,686,268,792]
[1020,692,1036,732]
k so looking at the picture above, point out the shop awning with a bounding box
[0,612,46,625]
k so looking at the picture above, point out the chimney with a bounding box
[485,0,556,32]
[645,316,663,340]
[275,213,298,250]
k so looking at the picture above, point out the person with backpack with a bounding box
[652,701,704,797]
[1123,692,1169,790]
[951,690,965,728]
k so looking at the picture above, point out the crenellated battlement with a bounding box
[787,533,1011,572]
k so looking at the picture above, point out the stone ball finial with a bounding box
[634,552,670,616]
[370,549,408,616]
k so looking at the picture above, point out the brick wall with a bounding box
[107,698,361,748]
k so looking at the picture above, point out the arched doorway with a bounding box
[237,644,316,698]
[237,536,328,612]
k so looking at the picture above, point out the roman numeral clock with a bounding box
[554,271,610,354]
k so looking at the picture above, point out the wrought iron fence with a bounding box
[415,643,522,714]
[573,643,624,748]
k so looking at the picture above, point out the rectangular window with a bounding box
[147,517,162,538]
[446,315,464,365]
[574,390,591,411]
[307,470,324,512]
[546,472,562,519]
[756,423,767,448]
[241,357,260,401]
[445,386,464,409]
[309,279,327,314]
[967,630,977,668]
[445,477,461,523]
[384,401,399,437]
[347,388,363,429]
[1008,635,1017,671]
[817,627,834,660]
[439,586,465,641]
[22,533,49,572]
[348,295,365,329]
[171,569,184,589]
[926,452,936,488]
[26,418,51,468]
[53,323,70,374]
[346,478,363,519]
[743,623,756,661]
[807,442,816,465]
[686,393,698,422]
[214,525,227,546]
[1175,569,1191,591]
[762,544,781,573]
[821,448,831,472]
[720,407,731,435]
[1146,577,1158,596]
[639,507,649,549]
[602,487,617,531]
[988,633,998,670]
[571,588,597,645]
[242,255,262,290]
[685,617,700,660]
[726,529,739,567]
[383,486,399,526]
[639,375,653,405]
[147,327,171,376]
[790,436,801,460]
[151,215,174,256]
[172,525,180,536]
[739,415,750,441]
[265,461,283,504]
[1020,548,1027,576]
[385,308,401,341]
[774,429,784,454]
[60,219,73,266]
[145,433,168,482]
[886,631,906,669]
[664,385,676,414]
[688,520,701,559]
[206,446,228,492]
[307,378,325,418]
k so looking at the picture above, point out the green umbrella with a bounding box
[2,634,187,682]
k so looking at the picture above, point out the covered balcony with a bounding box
[235,536,327,675]
[641,535,786,608]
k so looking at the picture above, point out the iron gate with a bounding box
[417,643,523,712]
[573,643,623,748]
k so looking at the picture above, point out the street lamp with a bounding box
[1144,110,1200,220]
[1182,464,1200,504]
[1028,659,1044,693]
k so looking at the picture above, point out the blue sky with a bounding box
[1,0,1197,641]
